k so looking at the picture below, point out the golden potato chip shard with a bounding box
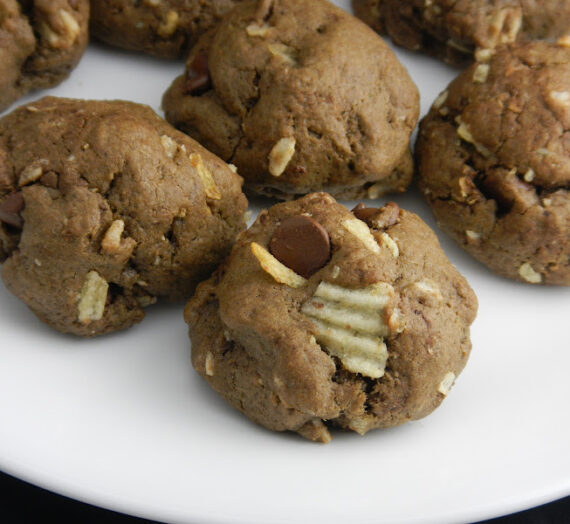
[59,9,81,42]
[455,117,492,157]
[267,43,298,66]
[246,22,270,37]
[342,218,380,254]
[78,271,108,324]
[302,298,389,336]
[302,281,396,378]
[380,232,399,258]
[438,372,456,395]
[268,137,296,177]
[313,281,393,309]
[160,135,178,158]
[309,319,388,378]
[205,352,215,376]
[250,242,307,288]
[189,153,221,200]
[432,90,448,110]
[518,262,542,283]
[101,220,125,254]
[473,63,490,83]
[157,10,179,37]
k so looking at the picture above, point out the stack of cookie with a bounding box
[0,0,567,442]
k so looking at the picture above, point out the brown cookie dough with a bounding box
[0,0,89,112]
[185,193,477,442]
[0,97,248,336]
[416,40,570,285]
[353,0,570,67]
[163,0,419,200]
[90,0,243,59]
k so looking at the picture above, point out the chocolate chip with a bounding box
[0,192,25,229]
[269,215,330,278]
[183,52,211,95]
[352,202,400,229]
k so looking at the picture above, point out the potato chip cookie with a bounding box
[90,0,244,59]
[163,0,419,200]
[353,0,570,67]
[416,41,570,285]
[0,0,89,112]
[0,97,248,336]
[185,193,477,442]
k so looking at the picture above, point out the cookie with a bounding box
[0,0,89,112]
[90,0,243,59]
[416,40,570,285]
[353,0,570,67]
[0,97,248,336]
[163,0,419,200]
[185,193,477,442]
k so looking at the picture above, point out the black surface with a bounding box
[0,470,568,523]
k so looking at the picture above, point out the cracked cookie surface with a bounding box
[0,97,247,336]
[163,0,419,200]
[416,40,570,285]
[353,0,570,67]
[90,0,244,59]
[185,193,477,442]
[0,0,89,112]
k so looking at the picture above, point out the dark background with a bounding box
[0,470,567,523]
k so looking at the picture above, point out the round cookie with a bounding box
[353,0,570,67]
[185,193,477,442]
[0,0,89,112]
[90,0,243,59]
[416,40,570,285]
[163,0,419,200]
[0,97,248,336]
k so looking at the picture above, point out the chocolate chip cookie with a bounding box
[0,0,89,112]
[186,193,477,442]
[0,97,248,336]
[353,0,570,67]
[416,40,570,285]
[163,0,419,200]
[90,0,243,59]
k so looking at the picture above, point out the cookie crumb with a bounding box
[518,262,542,284]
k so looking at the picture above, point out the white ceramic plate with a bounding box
[1,2,569,523]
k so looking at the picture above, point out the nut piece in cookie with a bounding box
[163,0,419,200]
[353,0,570,67]
[185,193,477,442]
[0,97,248,336]
[0,0,89,112]
[90,0,244,58]
[416,41,570,285]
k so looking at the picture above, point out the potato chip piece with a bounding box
[251,242,307,288]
